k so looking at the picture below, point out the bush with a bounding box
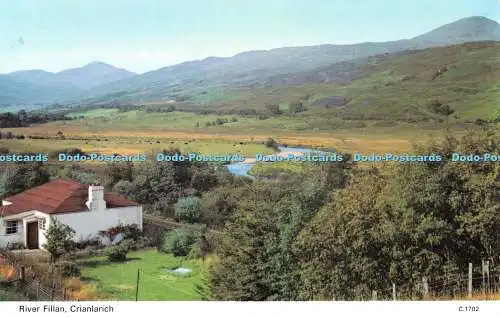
[54,261,81,278]
[187,242,203,259]
[6,242,25,250]
[121,238,143,251]
[174,197,201,223]
[99,224,143,243]
[164,227,197,257]
[75,237,102,250]
[264,137,279,150]
[107,244,128,262]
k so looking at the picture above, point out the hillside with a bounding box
[208,41,500,122]
[81,16,500,104]
[0,62,135,105]
[0,74,78,104]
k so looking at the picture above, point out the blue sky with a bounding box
[0,0,498,73]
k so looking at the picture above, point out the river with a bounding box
[226,146,328,178]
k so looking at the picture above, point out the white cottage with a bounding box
[0,179,143,249]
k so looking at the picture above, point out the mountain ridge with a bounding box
[1,16,499,105]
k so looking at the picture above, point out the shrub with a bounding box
[43,218,76,262]
[0,265,16,280]
[107,244,128,262]
[264,137,279,150]
[64,277,83,291]
[75,237,102,250]
[54,261,81,278]
[121,238,140,251]
[164,227,197,257]
[174,197,201,223]
[187,242,203,259]
[6,242,25,250]
[99,224,143,243]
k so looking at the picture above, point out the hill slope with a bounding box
[82,16,500,103]
[213,41,499,122]
[0,74,79,104]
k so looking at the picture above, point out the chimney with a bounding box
[86,184,106,212]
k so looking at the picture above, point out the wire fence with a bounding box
[0,250,73,301]
[345,259,500,301]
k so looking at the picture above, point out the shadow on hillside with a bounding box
[78,257,142,268]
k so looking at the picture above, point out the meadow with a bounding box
[2,107,475,156]
[77,249,209,300]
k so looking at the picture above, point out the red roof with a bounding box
[0,179,139,217]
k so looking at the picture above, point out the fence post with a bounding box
[51,284,55,301]
[481,259,486,296]
[392,283,396,301]
[36,281,40,300]
[485,260,490,295]
[135,269,140,301]
[422,277,429,299]
[372,290,377,301]
[468,263,473,299]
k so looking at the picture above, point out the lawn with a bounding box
[77,249,210,300]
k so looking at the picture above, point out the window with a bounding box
[39,218,46,230]
[5,221,18,234]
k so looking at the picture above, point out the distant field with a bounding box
[2,106,480,155]
[78,249,209,300]
[0,137,275,156]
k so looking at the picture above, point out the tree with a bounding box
[264,137,278,150]
[190,168,218,192]
[265,104,282,115]
[294,131,498,300]
[288,101,307,114]
[104,161,134,189]
[200,186,239,227]
[17,110,28,123]
[0,163,50,198]
[174,196,201,223]
[165,226,199,256]
[43,218,75,263]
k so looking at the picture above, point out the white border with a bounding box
[0,301,499,317]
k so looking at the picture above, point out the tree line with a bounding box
[0,110,73,128]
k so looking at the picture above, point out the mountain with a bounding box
[411,16,500,45]
[1,16,498,106]
[56,61,136,90]
[0,74,72,104]
[8,69,70,87]
[82,16,500,104]
[0,62,136,105]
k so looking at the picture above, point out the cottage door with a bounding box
[27,222,39,249]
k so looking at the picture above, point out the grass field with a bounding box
[77,249,209,300]
[0,137,275,156]
[3,108,477,155]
